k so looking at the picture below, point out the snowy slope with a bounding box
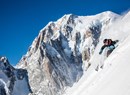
[65,11,130,95]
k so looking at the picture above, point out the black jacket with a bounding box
[99,40,118,54]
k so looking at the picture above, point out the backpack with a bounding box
[107,39,112,45]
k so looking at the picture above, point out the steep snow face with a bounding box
[16,11,119,95]
[65,11,130,95]
[0,57,31,95]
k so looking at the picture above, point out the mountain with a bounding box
[2,11,128,95]
[16,11,121,95]
[0,56,31,95]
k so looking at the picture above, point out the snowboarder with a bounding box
[99,39,118,57]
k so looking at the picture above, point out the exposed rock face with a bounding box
[17,11,118,95]
[0,57,31,95]
[0,79,7,95]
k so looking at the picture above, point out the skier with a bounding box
[99,39,118,57]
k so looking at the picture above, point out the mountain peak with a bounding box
[100,11,119,15]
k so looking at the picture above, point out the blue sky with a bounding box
[0,0,130,65]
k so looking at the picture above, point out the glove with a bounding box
[115,40,119,43]
[99,51,102,55]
